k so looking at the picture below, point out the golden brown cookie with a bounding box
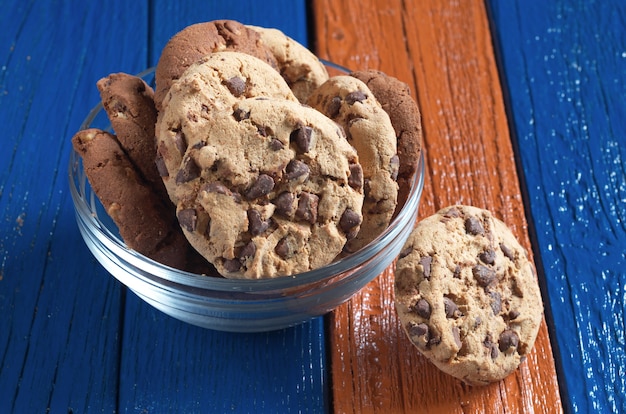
[154,20,278,110]
[349,70,423,214]
[155,51,298,203]
[159,97,365,279]
[247,25,329,103]
[394,205,543,385]
[308,75,398,252]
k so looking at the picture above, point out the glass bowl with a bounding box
[68,66,425,332]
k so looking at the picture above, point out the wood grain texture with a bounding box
[311,0,562,412]
[488,1,626,413]
[0,1,147,412]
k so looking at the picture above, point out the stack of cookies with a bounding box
[72,20,542,385]
[72,20,423,278]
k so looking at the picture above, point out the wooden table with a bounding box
[1,0,623,412]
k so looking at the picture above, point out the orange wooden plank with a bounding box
[311,1,562,412]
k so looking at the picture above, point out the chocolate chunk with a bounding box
[399,246,412,259]
[295,192,319,224]
[442,207,460,219]
[327,96,342,118]
[408,322,430,341]
[500,243,516,261]
[201,104,210,116]
[224,76,246,96]
[465,216,484,236]
[286,159,310,181]
[339,208,361,234]
[348,163,364,190]
[479,249,496,265]
[508,310,520,320]
[269,138,284,151]
[412,298,431,319]
[223,258,241,273]
[290,125,313,153]
[484,336,499,359]
[233,107,250,121]
[174,130,187,155]
[245,174,274,199]
[239,241,256,260]
[498,329,520,353]
[177,208,197,232]
[247,209,269,236]
[444,297,461,318]
[176,156,200,184]
[202,181,230,195]
[428,335,442,347]
[345,90,367,105]
[472,264,496,287]
[155,153,168,177]
[452,326,462,349]
[275,236,295,259]
[273,192,295,217]
[389,154,400,180]
[420,256,433,279]
[453,265,461,279]
[489,291,502,315]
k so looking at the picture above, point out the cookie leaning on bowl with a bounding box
[72,74,217,274]
[394,205,543,386]
[349,70,423,216]
[307,75,399,253]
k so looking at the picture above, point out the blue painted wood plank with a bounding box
[0,0,148,412]
[114,1,328,413]
[487,1,626,413]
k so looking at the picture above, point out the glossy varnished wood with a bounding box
[312,1,562,412]
[489,2,626,412]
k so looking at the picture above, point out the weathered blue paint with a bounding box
[488,1,626,412]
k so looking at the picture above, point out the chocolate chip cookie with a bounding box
[349,70,423,214]
[394,205,543,385]
[71,128,214,273]
[155,51,298,202]
[164,97,364,279]
[308,75,398,252]
[247,25,329,103]
[154,20,278,110]
[96,72,168,201]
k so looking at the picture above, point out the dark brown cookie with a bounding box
[72,128,216,274]
[349,70,423,215]
[96,73,167,201]
[154,20,278,110]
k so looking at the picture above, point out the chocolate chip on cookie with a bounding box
[154,20,279,109]
[160,96,364,279]
[349,70,423,217]
[308,75,398,252]
[394,205,543,385]
[246,25,329,103]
